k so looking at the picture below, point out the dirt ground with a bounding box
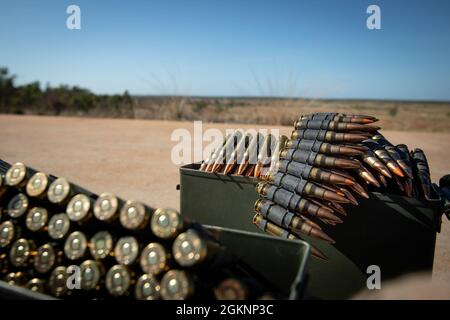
[0,115,449,282]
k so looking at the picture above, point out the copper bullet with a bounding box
[224,133,253,175]
[299,114,378,124]
[403,178,413,197]
[337,187,359,206]
[308,198,343,222]
[327,200,349,216]
[313,168,356,185]
[355,162,381,187]
[252,214,329,260]
[364,140,405,178]
[211,130,243,173]
[267,135,289,173]
[340,143,370,152]
[291,129,368,143]
[237,132,261,175]
[265,172,350,203]
[411,148,432,199]
[327,168,357,182]
[372,135,413,179]
[276,160,356,185]
[377,173,388,188]
[280,149,360,169]
[245,164,255,177]
[349,131,375,138]
[395,144,415,179]
[205,134,231,172]
[300,215,323,230]
[362,150,392,178]
[312,181,346,197]
[285,139,364,156]
[310,246,329,260]
[256,182,342,223]
[349,183,370,199]
[294,120,380,132]
[385,146,414,179]
[254,199,335,243]
[199,157,210,171]
[393,175,405,192]
[255,134,276,177]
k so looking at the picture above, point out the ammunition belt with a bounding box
[257,200,295,230]
[291,129,328,141]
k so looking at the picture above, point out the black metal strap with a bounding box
[300,112,338,121]
[259,200,273,219]
[278,160,313,180]
[296,119,332,130]
[282,149,318,165]
[265,184,301,211]
[260,202,294,229]
[288,139,324,153]
[272,172,307,195]
[293,129,327,141]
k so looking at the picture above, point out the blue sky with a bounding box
[1,0,450,100]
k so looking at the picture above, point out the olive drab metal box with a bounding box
[0,225,310,300]
[180,163,443,299]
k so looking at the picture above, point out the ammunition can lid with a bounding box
[26,172,49,197]
[160,270,193,300]
[119,200,147,230]
[105,264,131,297]
[0,220,15,248]
[9,238,33,267]
[89,231,113,260]
[172,229,207,267]
[7,193,29,218]
[80,260,102,290]
[25,207,48,232]
[151,208,183,239]
[114,236,139,265]
[47,178,71,204]
[48,213,70,240]
[49,266,68,297]
[64,231,87,260]
[34,243,56,274]
[135,274,160,300]
[214,278,248,300]
[140,242,167,275]
[93,193,119,221]
[26,278,46,293]
[66,194,91,222]
[5,162,26,187]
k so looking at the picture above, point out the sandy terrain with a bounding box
[0,115,449,282]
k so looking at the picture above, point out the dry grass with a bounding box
[3,97,450,132]
[131,97,450,132]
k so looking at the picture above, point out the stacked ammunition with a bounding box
[252,113,434,259]
[199,131,283,178]
[0,159,276,300]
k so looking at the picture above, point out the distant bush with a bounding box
[388,105,399,117]
[0,67,135,118]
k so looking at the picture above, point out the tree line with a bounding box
[0,67,135,118]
